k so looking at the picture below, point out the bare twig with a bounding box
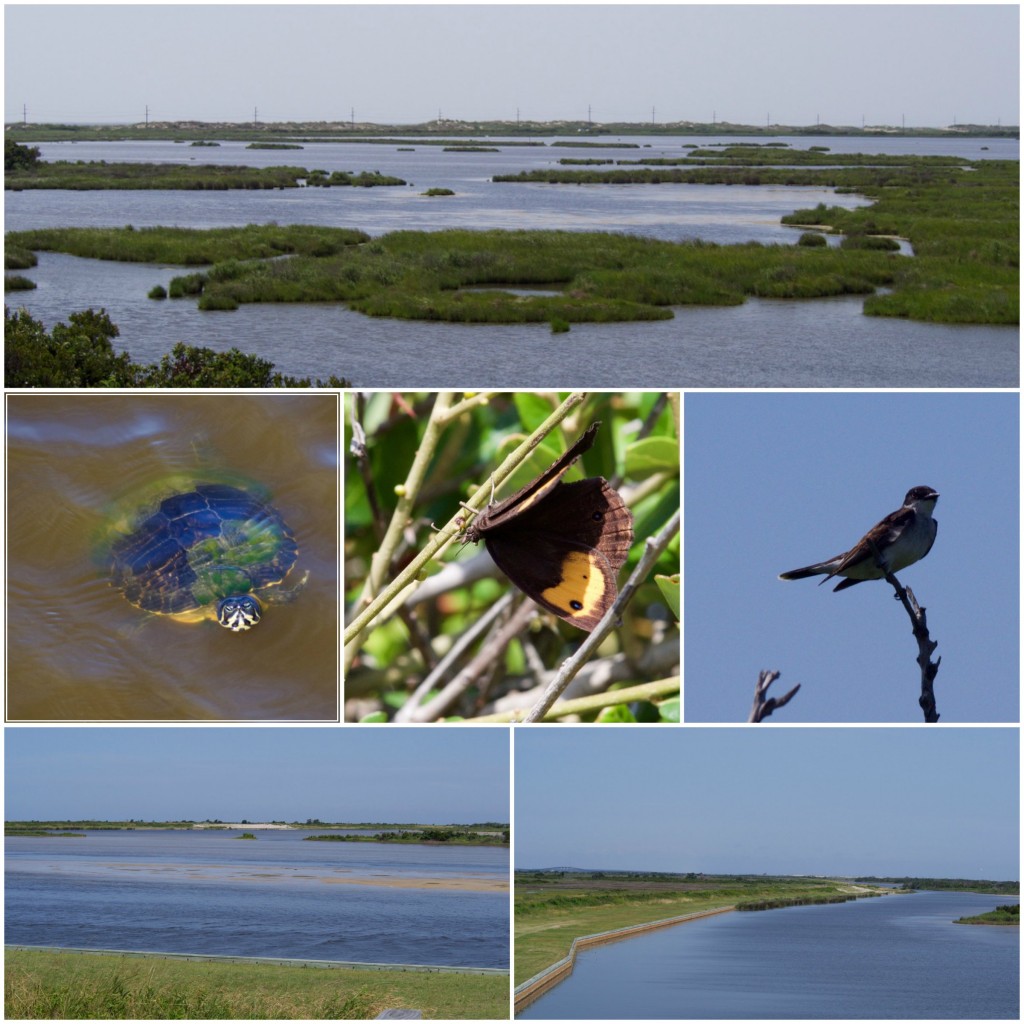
[473,677,681,723]
[749,669,801,722]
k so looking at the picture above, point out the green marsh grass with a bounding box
[5,949,509,1020]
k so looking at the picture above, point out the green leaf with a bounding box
[596,704,638,723]
[513,393,558,433]
[359,711,389,723]
[658,697,680,723]
[624,436,679,477]
[655,573,680,621]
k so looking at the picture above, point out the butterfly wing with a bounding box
[480,477,634,631]
[465,424,600,538]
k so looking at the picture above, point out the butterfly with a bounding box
[461,423,633,631]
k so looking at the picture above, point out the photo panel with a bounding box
[513,726,1020,1020]
[344,391,680,724]
[683,391,1020,724]
[4,726,512,1019]
[5,393,340,722]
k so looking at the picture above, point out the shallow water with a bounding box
[5,394,339,720]
[7,135,1016,387]
[518,891,1019,1019]
[5,829,509,967]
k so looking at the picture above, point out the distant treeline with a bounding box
[305,827,509,846]
[5,120,1017,143]
[856,876,1019,895]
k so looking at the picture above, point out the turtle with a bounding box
[109,482,304,631]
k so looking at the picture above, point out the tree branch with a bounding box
[749,669,801,722]
[867,542,940,723]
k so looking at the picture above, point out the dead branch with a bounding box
[749,669,801,722]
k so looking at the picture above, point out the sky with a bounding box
[683,393,1019,724]
[4,4,1018,128]
[515,727,1020,878]
[3,727,510,822]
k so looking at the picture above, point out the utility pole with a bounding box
[351,107,355,128]
[23,102,27,126]
[651,105,655,125]
[145,104,149,127]
[254,106,258,128]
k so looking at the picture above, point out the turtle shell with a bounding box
[110,483,298,626]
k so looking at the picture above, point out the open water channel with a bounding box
[518,890,1018,1019]
[6,135,1017,386]
[5,828,510,968]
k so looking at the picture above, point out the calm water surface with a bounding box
[5,829,509,968]
[7,136,1016,387]
[518,891,1019,1019]
[5,394,338,720]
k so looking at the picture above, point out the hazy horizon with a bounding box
[516,729,1019,879]
[5,5,1018,128]
[4,729,510,823]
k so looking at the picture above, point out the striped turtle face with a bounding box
[216,595,262,632]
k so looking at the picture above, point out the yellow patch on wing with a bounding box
[541,549,608,620]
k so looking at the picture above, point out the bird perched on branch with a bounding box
[779,486,939,592]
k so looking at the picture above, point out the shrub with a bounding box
[5,307,350,387]
[4,275,36,291]
[797,232,828,248]
[4,306,134,386]
[148,284,167,299]
[550,317,571,333]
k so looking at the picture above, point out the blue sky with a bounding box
[515,727,1019,878]
[684,393,1019,723]
[5,5,1018,127]
[4,728,510,823]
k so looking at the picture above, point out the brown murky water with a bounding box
[6,394,338,720]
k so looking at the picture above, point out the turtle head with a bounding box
[216,595,262,632]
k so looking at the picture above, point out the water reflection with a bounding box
[6,394,339,720]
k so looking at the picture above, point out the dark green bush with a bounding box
[4,275,36,291]
[5,307,350,387]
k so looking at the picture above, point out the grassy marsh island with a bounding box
[495,154,1018,325]
[4,140,406,190]
[514,872,896,986]
[4,948,509,1020]
[4,162,407,190]
[5,224,899,322]
[955,903,1019,926]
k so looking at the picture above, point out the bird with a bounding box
[778,486,939,592]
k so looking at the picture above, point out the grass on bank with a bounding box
[954,903,1019,925]
[5,161,407,191]
[513,874,890,986]
[4,949,509,1020]
[8,224,369,265]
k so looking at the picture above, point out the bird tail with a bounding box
[778,564,826,581]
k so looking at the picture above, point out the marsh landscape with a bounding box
[6,132,1018,387]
